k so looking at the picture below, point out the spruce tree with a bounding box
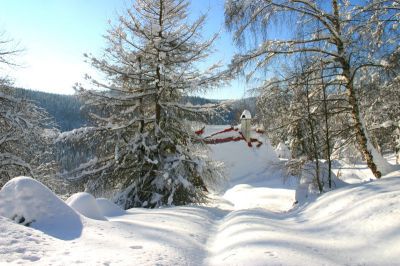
[65,0,226,208]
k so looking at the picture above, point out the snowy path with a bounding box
[1,168,400,265]
[205,174,400,266]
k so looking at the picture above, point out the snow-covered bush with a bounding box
[295,161,347,203]
[96,198,125,216]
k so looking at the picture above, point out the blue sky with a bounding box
[0,0,247,99]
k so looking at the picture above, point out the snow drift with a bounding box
[0,177,82,240]
[96,198,125,216]
[1,128,399,265]
[65,192,126,219]
[66,192,107,220]
[208,173,400,266]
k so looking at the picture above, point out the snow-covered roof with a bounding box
[240,110,252,119]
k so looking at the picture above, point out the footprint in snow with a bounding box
[264,251,277,258]
[129,245,143,249]
[21,255,41,262]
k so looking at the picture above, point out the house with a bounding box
[196,110,264,148]
[198,111,279,184]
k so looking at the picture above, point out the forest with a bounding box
[10,88,256,132]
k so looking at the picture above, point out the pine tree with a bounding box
[63,0,227,208]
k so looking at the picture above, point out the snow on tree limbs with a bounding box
[63,0,229,209]
[225,0,399,178]
[0,52,56,187]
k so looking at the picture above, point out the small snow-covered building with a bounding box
[197,110,265,148]
[240,110,252,142]
[196,111,278,184]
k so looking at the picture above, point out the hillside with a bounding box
[12,88,87,132]
[12,88,256,131]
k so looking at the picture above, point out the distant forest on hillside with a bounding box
[13,88,256,132]
[13,88,87,131]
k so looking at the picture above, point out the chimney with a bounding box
[240,110,252,142]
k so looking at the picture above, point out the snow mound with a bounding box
[96,198,125,216]
[66,192,107,221]
[0,176,82,240]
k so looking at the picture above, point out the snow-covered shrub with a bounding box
[0,86,57,188]
[295,161,347,203]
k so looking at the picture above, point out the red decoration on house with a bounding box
[195,126,205,135]
[195,111,264,147]
[195,126,263,148]
[204,136,244,144]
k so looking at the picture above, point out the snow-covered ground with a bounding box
[1,126,399,265]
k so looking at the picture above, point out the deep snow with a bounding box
[0,126,399,265]
[67,192,108,221]
[0,177,82,240]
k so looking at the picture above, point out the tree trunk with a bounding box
[155,0,164,127]
[322,78,332,188]
[332,0,382,178]
[138,56,144,133]
[396,128,400,164]
[346,83,381,178]
[305,74,323,192]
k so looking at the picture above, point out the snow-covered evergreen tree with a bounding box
[64,0,227,208]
